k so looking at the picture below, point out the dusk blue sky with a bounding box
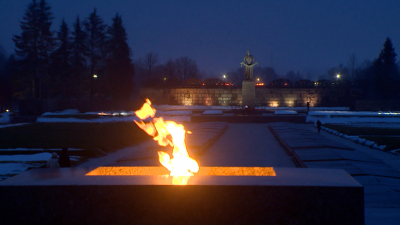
[1,0,400,79]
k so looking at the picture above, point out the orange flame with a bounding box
[134,99,199,185]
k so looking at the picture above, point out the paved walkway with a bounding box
[269,122,400,225]
[198,123,296,167]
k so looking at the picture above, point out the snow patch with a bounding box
[42,109,80,116]
[202,110,223,115]
[0,112,11,124]
[159,111,193,116]
[37,116,137,123]
[0,152,52,162]
[274,110,298,115]
[307,111,400,124]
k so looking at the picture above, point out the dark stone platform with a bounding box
[0,167,363,225]
[242,80,255,108]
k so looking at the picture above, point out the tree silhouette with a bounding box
[13,0,54,99]
[379,37,397,66]
[50,19,72,99]
[84,8,106,99]
[374,37,399,99]
[71,16,89,99]
[105,13,134,100]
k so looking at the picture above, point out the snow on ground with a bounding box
[36,106,351,123]
[0,112,10,124]
[42,109,80,116]
[157,110,192,116]
[202,110,223,115]
[260,106,349,111]
[153,105,349,111]
[274,110,298,115]
[320,126,387,150]
[84,111,135,116]
[0,152,82,162]
[0,152,52,161]
[153,105,239,111]
[37,115,138,123]
[0,148,83,151]
[0,123,28,129]
[0,163,30,174]
[307,111,400,124]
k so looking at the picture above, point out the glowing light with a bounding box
[5,109,9,112]
[164,77,167,81]
[270,101,279,107]
[134,99,199,185]
[93,74,98,78]
[337,74,340,78]
[257,78,260,81]
[86,166,276,176]
[223,75,226,79]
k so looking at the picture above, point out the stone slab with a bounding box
[304,161,365,175]
[349,161,400,178]
[365,207,400,225]
[375,176,400,191]
[333,150,384,164]
[364,192,400,208]
[242,80,255,108]
[0,167,363,225]
[353,175,395,194]
[294,149,344,161]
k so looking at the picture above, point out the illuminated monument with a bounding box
[241,50,258,108]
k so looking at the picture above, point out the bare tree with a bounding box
[174,56,199,81]
[142,52,159,78]
[349,53,357,80]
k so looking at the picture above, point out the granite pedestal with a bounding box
[0,167,363,225]
[242,80,255,109]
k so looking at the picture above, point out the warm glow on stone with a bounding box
[86,167,276,176]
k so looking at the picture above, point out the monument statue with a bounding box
[240,50,258,80]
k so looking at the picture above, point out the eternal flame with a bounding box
[240,50,258,80]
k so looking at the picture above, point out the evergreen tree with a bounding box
[105,13,134,100]
[50,18,72,99]
[84,8,107,99]
[379,37,397,66]
[13,0,54,99]
[374,37,399,99]
[71,16,88,99]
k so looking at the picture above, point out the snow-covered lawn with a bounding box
[153,105,349,111]
[37,116,137,123]
[0,148,83,151]
[307,111,400,124]
[0,152,83,181]
[274,110,298,115]
[202,110,223,115]
[0,112,10,124]
[0,152,82,162]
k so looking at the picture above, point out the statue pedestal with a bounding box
[242,80,255,109]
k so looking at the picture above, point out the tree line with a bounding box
[1,0,399,110]
[2,0,134,101]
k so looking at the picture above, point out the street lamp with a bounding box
[93,74,98,79]
[336,74,340,84]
